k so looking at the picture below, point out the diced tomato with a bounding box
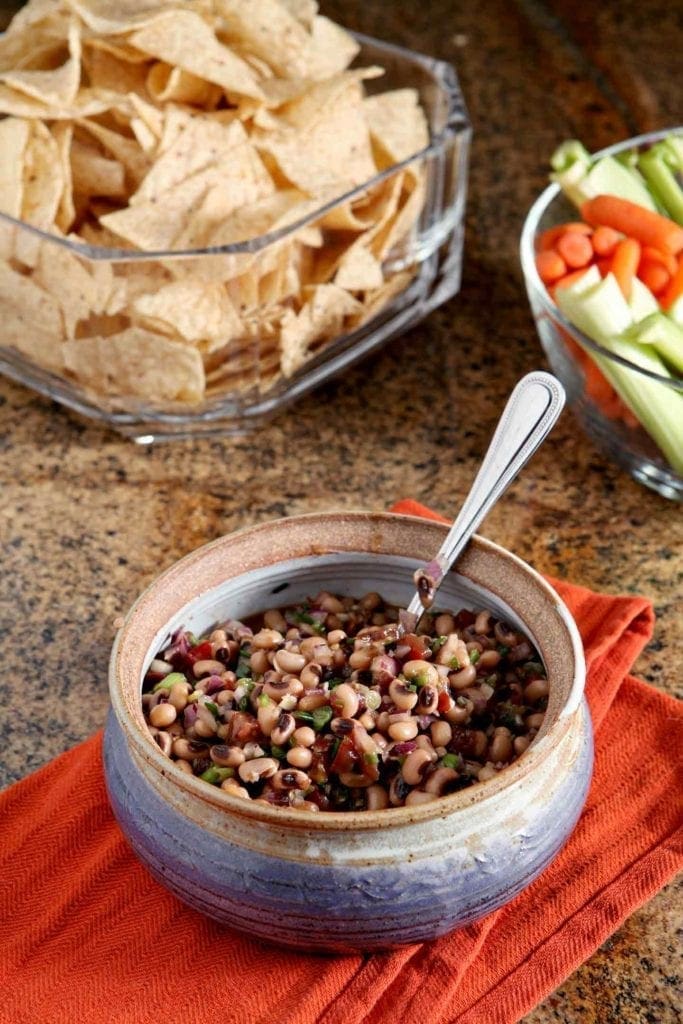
[454,609,476,628]
[403,633,430,659]
[330,736,360,775]
[186,641,213,663]
[437,690,454,714]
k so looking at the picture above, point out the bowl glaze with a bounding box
[104,512,592,951]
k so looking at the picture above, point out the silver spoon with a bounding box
[399,371,565,635]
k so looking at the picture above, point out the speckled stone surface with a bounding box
[0,0,681,1020]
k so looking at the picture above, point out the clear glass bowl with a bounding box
[0,34,470,441]
[520,128,683,501]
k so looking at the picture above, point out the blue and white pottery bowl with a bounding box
[104,511,592,952]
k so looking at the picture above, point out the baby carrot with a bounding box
[638,262,670,296]
[555,230,594,268]
[581,195,683,255]
[659,257,683,309]
[591,225,621,258]
[537,221,592,251]
[639,246,677,275]
[535,249,567,283]
[610,238,641,299]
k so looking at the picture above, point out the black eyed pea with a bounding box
[221,778,251,798]
[251,628,285,650]
[154,731,173,757]
[271,711,296,746]
[474,610,491,635]
[314,591,344,613]
[192,659,226,678]
[255,704,278,737]
[401,748,434,785]
[216,689,234,706]
[388,718,419,742]
[242,742,265,759]
[359,591,383,612]
[449,664,477,689]
[375,711,391,732]
[172,737,207,761]
[279,674,304,697]
[365,784,389,810]
[514,735,531,755]
[271,768,310,790]
[348,647,373,671]
[445,698,473,725]
[477,763,497,782]
[168,680,191,711]
[238,757,279,783]
[524,678,549,703]
[300,636,326,660]
[405,790,439,806]
[249,649,270,675]
[210,744,245,767]
[358,710,376,731]
[389,774,411,806]
[414,735,439,760]
[417,685,439,714]
[149,702,177,729]
[263,677,295,700]
[478,649,501,669]
[286,746,313,769]
[330,717,356,737]
[435,635,469,668]
[263,609,288,632]
[194,704,218,737]
[311,643,334,667]
[298,689,329,711]
[402,660,439,689]
[339,772,374,788]
[434,613,455,635]
[430,720,453,747]
[300,662,323,689]
[388,677,418,711]
[327,629,347,645]
[175,759,194,775]
[290,800,320,812]
[273,649,306,675]
[424,766,459,795]
[330,682,359,718]
[489,726,513,763]
[291,725,316,747]
[526,712,545,730]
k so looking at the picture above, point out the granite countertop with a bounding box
[0,0,681,1020]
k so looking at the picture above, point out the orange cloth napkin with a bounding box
[1,499,681,1024]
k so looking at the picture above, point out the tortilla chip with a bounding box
[306,16,360,80]
[63,325,205,402]
[33,239,103,337]
[131,279,242,349]
[81,40,149,97]
[0,17,81,107]
[70,138,126,199]
[0,260,64,368]
[334,244,384,291]
[64,0,175,35]
[76,118,151,190]
[146,62,222,107]
[130,11,265,101]
[21,121,64,229]
[50,121,76,232]
[280,283,361,376]
[215,0,312,79]
[364,89,430,166]
[279,0,318,26]
[372,173,426,260]
[0,117,30,218]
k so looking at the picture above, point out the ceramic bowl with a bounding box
[104,512,592,951]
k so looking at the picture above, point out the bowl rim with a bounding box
[108,510,586,832]
[519,126,683,392]
[0,32,471,263]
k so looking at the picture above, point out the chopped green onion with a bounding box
[257,693,273,707]
[152,671,186,693]
[294,710,314,724]
[270,745,287,760]
[469,650,480,665]
[441,753,461,770]
[312,706,333,731]
[204,700,220,718]
[363,752,379,766]
[200,766,233,784]
[449,657,461,671]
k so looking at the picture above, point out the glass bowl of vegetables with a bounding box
[520,128,683,501]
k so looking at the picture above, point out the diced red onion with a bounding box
[204,675,225,695]
[390,740,417,756]
[183,703,198,728]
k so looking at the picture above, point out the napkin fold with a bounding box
[0,499,681,1024]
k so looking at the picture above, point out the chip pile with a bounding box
[0,0,430,405]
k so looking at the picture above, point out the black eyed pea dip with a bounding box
[142,592,549,812]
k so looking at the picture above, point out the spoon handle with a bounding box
[402,371,565,631]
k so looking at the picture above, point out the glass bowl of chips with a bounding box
[0,0,470,440]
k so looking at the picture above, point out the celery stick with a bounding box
[556,275,683,473]
[638,144,683,225]
[625,313,683,376]
[629,277,660,323]
[550,140,657,210]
